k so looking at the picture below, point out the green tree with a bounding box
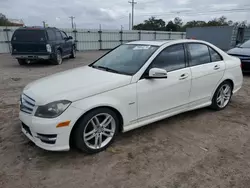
[174,17,183,31]
[133,17,166,30]
[165,21,178,31]
[0,13,9,26]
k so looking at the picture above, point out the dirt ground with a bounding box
[0,51,250,188]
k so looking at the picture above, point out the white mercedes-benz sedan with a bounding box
[19,39,243,153]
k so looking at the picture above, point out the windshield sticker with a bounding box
[133,46,151,50]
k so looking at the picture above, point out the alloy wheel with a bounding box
[83,113,116,150]
[216,84,232,108]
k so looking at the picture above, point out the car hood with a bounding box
[227,47,250,56]
[23,66,132,105]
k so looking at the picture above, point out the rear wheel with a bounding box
[73,108,119,154]
[53,50,62,65]
[70,46,76,58]
[17,59,27,65]
[211,81,233,110]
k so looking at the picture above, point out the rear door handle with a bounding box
[179,73,189,80]
[214,65,220,70]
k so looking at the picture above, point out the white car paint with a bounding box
[19,39,243,151]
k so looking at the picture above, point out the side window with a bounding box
[209,47,223,62]
[150,44,186,72]
[61,31,68,39]
[55,31,63,40]
[188,43,211,66]
[47,30,56,41]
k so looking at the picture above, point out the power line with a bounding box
[115,7,250,21]
[128,0,137,29]
[138,7,250,17]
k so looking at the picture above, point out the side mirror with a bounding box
[68,36,73,40]
[146,68,168,79]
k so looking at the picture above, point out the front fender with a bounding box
[71,83,137,127]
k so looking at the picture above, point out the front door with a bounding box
[137,44,192,120]
[187,43,225,105]
[61,31,71,55]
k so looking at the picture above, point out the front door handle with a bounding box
[214,65,220,70]
[179,73,189,80]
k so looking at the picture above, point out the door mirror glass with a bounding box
[68,36,73,40]
[147,68,167,78]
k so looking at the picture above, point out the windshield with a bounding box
[90,44,158,75]
[12,30,46,42]
[240,40,250,48]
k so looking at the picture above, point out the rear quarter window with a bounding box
[47,30,56,41]
[12,30,46,42]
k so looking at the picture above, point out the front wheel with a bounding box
[73,108,119,154]
[70,46,76,58]
[211,81,233,110]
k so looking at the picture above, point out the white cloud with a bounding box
[177,0,191,5]
[0,0,249,29]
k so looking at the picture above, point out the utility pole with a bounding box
[69,16,75,29]
[42,21,46,28]
[128,0,137,29]
[129,13,131,30]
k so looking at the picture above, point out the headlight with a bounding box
[46,44,52,53]
[35,100,71,118]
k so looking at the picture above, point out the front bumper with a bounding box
[19,106,83,151]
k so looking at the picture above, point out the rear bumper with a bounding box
[12,54,51,60]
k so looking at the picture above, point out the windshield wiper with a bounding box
[91,65,121,74]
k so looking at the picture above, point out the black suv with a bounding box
[11,27,76,65]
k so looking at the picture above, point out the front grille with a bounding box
[20,94,36,114]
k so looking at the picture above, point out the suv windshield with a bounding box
[12,30,46,42]
[90,44,158,75]
[240,40,250,48]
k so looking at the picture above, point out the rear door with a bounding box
[11,29,47,54]
[187,43,225,105]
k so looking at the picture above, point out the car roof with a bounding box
[127,39,204,46]
[17,27,59,31]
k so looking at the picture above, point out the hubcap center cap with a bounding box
[96,127,103,133]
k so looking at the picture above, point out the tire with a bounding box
[17,59,27,65]
[73,108,119,154]
[53,50,62,65]
[69,46,76,58]
[211,81,233,110]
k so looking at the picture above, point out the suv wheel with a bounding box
[53,50,62,65]
[73,108,119,154]
[70,46,76,58]
[17,59,27,65]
